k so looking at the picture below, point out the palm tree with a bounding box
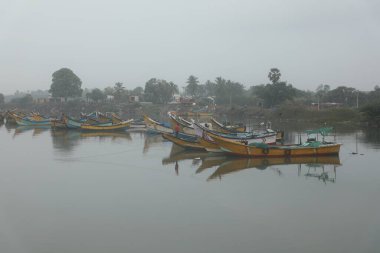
[268,68,281,84]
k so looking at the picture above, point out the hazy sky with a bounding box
[1,0,379,95]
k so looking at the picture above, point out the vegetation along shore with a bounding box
[1,68,379,127]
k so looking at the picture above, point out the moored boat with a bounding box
[63,115,113,129]
[210,117,246,133]
[144,115,173,134]
[12,112,52,126]
[162,132,205,150]
[194,122,278,146]
[210,127,341,157]
[51,118,67,129]
[80,119,133,131]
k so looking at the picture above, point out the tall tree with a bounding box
[268,68,281,84]
[213,77,246,105]
[0,93,4,105]
[185,75,199,97]
[49,68,83,100]
[113,82,127,102]
[252,82,297,107]
[204,80,217,97]
[88,88,106,102]
[131,87,144,96]
[144,78,178,104]
[11,94,33,107]
[103,86,115,96]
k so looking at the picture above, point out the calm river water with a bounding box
[0,123,379,253]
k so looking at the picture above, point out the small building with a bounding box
[33,97,50,104]
[129,95,139,103]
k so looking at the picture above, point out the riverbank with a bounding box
[0,101,367,128]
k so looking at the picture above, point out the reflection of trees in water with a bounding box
[362,128,380,146]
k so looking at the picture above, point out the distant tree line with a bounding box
[2,67,380,125]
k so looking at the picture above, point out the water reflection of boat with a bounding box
[50,129,82,152]
[13,125,51,137]
[195,156,229,174]
[301,162,339,184]
[162,150,210,165]
[79,131,132,140]
[143,134,165,153]
[207,155,341,181]
[51,129,132,138]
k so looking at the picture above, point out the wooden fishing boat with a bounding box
[129,120,147,130]
[143,115,173,134]
[80,119,133,131]
[207,155,341,181]
[162,132,205,150]
[198,137,223,152]
[5,111,26,124]
[194,123,278,146]
[107,113,123,124]
[63,116,86,129]
[28,113,50,121]
[63,115,112,129]
[210,117,246,133]
[12,112,52,126]
[174,111,213,117]
[167,112,214,135]
[168,113,196,135]
[210,127,341,157]
[51,118,67,129]
[15,118,52,126]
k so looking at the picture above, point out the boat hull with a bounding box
[162,133,205,150]
[211,134,341,157]
[144,115,173,134]
[80,120,133,131]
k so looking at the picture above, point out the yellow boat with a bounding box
[167,113,196,135]
[210,130,341,157]
[80,119,133,131]
[5,111,26,124]
[210,117,246,133]
[162,133,205,150]
[143,115,173,134]
[198,137,222,152]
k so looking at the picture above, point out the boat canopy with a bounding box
[305,127,333,136]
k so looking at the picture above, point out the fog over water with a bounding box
[1,0,380,94]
